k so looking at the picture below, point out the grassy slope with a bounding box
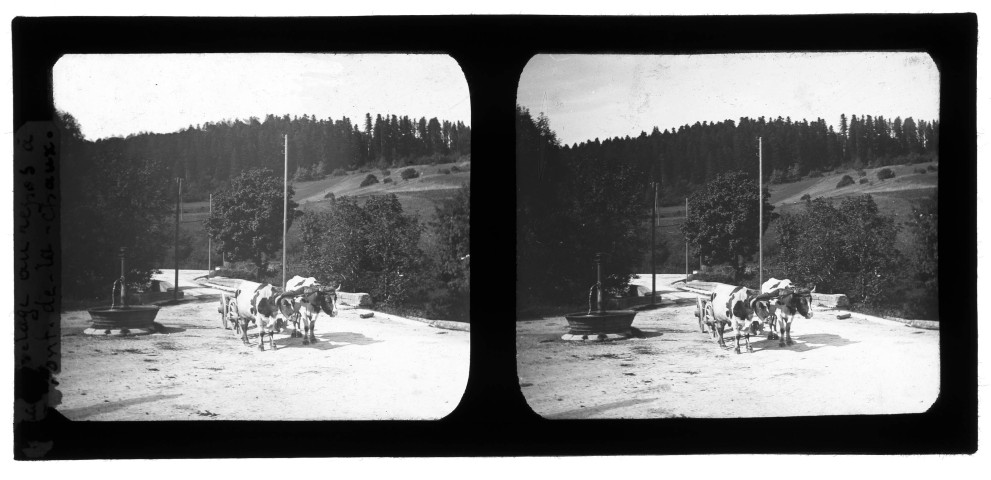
[640,162,938,273]
[166,161,470,270]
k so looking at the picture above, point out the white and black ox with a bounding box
[751,277,815,347]
[703,284,764,354]
[220,281,285,351]
[276,276,337,345]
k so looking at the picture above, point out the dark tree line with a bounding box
[563,114,938,199]
[518,104,939,307]
[86,112,470,201]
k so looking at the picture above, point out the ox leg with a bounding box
[240,318,251,346]
[778,319,788,347]
[733,328,742,354]
[715,322,727,348]
[745,333,753,353]
[309,318,317,343]
[784,320,794,346]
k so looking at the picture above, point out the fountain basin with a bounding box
[84,305,160,336]
[563,310,637,341]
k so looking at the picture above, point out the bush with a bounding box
[876,168,895,181]
[769,169,787,184]
[360,174,379,187]
[808,170,823,178]
[323,192,336,201]
[857,170,867,177]
[915,168,927,174]
[451,165,462,173]
[400,168,420,181]
[927,164,937,172]
[800,193,811,201]
[439,168,451,175]
[836,175,855,189]
[775,195,903,306]
[859,178,868,184]
[299,195,425,305]
[381,169,391,177]
[383,177,393,184]
[332,168,347,177]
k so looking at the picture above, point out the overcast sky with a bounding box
[53,53,471,140]
[517,52,940,146]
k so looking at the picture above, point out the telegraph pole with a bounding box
[282,134,288,289]
[651,182,657,305]
[208,193,212,271]
[759,136,763,288]
[685,197,689,282]
[174,177,180,301]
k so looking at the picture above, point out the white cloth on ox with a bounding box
[761,277,793,294]
[286,275,320,292]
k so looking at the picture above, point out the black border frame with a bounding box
[12,14,977,458]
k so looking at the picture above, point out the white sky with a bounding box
[517,52,940,146]
[53,53,471,140]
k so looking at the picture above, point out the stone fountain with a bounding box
[84,247,160,336]
[562,253,638,341]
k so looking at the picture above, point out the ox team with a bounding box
[220,275,338,351]
[700,277,814,354]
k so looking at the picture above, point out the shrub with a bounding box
[836,175,855,189]
[359,167,371,174]
[877,168,895,181]
[915,168,927,175]
[400,168,420,181]
[927,164,937,172]
[360,174,379,187]
[323,192,336,200]
[439,168,451,175]
[800,193,811,201]
[332,168,347,177]
[775,195,903,305]
[808,170,823,178]
[451,165,462,173]
[859,178,868,184]
[769,169,787,184]
[381,169,391,177]
[383,177,393,184]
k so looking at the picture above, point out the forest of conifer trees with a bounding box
[80,112,471,201]
[562,113,937,204]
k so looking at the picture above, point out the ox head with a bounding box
[779,286,814,319]
[301,286,338,317]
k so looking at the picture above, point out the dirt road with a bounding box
[56,281,469,421]
[516,275,939,419]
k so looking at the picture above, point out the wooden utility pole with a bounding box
[282,134,288,289]
[208,193,212,271]
[685,197,689,282]
[651,182,657,305]
[759,136,763,288]
[174,177,180,301]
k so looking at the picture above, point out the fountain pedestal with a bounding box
[561,253,638,341]
[84,247,160,336]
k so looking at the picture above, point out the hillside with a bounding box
[640,162,937,273]
[164,160,471,270]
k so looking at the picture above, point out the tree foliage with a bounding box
[517,106,648,304]
[205,168,298,278]
[60,111,176,299]
[774,195,903,305]
[428,183,471,319]
[71,112,470,202]
[681,171,775,281]
[910,189,938,316]
[299,195,424,305]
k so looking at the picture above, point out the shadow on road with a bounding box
[747,333,858,353]
[272,331,383,350]
[59,393,184,420]
[544,397,658,419]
